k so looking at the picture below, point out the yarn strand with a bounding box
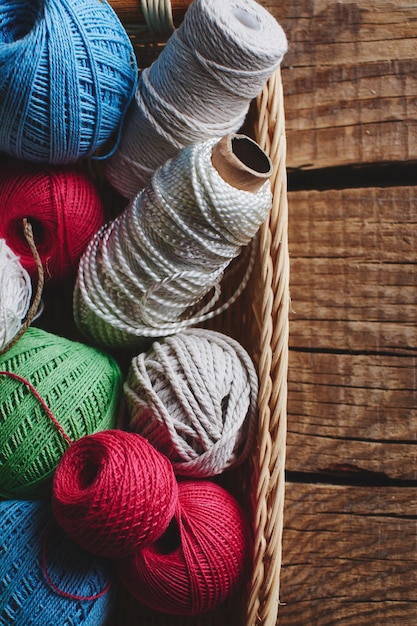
[42,523,113,602]
[0,371,73,446]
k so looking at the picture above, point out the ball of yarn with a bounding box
[125,329,259,477]
[0,0,137,163]
[117,480,252,616]
[0,326,123,498]
[52,429,178,559]
[0,499,114,625]
[74,137,272,349]
[104,0,287,198]
[0,161,106,281]
[0,238,32,350]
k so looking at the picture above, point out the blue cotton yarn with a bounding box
[0,500,115,625]
[0,0,137,164]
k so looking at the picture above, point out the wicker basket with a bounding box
[104,3,290,625]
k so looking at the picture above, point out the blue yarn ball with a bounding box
[0,0,137,163]
[0,500,115,625]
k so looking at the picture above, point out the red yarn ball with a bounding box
[0,161,105,281]
[52,430,178,559]
[117,481,252,616]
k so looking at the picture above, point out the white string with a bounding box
[0,239,32,350]
[125,328,259,477]
[74,138,272,349]
[141,0,174,36]
[104,0,288,199]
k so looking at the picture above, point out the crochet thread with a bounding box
[117,480,252,616]
[74,136,272,349]
[52,429,178,559]
[125,328,259,477]
[0,0,137,163]
[0,239,31,351]
[0,326,122,498]
[0,161,106,281]
[0,499,114,625]
[104,0,287,198]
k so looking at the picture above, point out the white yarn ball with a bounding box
[124,328,259,477]
[0,239,32,350]
[104,0,288,198]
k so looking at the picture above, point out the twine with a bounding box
[52,429,178,559]
[125,328,259,477]
[104,0,287,198]
[117,480,252,616]
[0,500,114,624]
[0,326,123,498]
[74,138,272,349]
[0,161,106,282]
[0,0,137,163]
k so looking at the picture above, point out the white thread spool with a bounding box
[104,0,288,199]
[124,328,259,477]
[74,134,272,350]
[0,239,32,351]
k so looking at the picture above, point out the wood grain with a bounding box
[279,482,417,625]
[258,0,417,170]
[288,186,417,354]
[286,350,417,479]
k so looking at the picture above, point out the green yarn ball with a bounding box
[0,327,123,498]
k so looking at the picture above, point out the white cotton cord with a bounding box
[126,0,174,42]
[141,0,174,36]
[104,0,288,198]
[124,328,259,477]
[0,239,32,350]
[74,137,272,350]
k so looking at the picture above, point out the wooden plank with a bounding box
[286,431,417,480]
[288,351,417,442]
[279,482,417,625]
[258,0,417,169]
[288,186,417,353]
[287,354,417,479]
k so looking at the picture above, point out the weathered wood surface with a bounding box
[287,350,417,480]
[279,482,417,624]
[288,185,417,354]
[259,0,417,170]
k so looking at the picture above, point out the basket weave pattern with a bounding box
[105,6,289,624]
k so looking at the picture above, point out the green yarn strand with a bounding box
[0,327,122,498]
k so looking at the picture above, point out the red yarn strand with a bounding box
[41,523,113,602]
[0,370,73,446]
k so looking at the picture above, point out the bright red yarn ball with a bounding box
[0,161,105,281]
[52,430,178,559]
[117,480,252,616]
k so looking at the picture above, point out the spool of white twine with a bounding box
[124,328,259,477]
[104,0,288,199]
[74,134,272,350]
[0,239,32,351]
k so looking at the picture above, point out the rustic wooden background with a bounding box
[260,1,417,623]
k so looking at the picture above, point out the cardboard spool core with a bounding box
[211,134,272,193]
